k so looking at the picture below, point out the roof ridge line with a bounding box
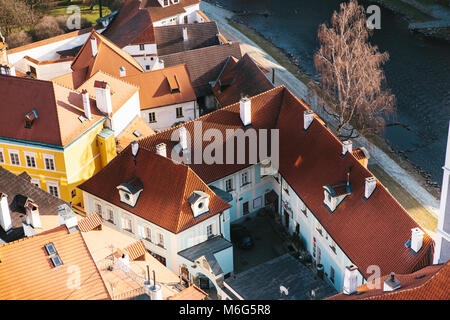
[140,85,285,150]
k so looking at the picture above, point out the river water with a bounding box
[213,0,450,185]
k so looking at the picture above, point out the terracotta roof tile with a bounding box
[141,0,201,23]
[78,213,103,232]
[160,42,242,96]
[78,147,231,234]
[0,225,111,300]
[124,240,146,261]
[137,86,433,278]
[71,30,143,84]
[124,64,196,110]
[116,116,155,152]
[168,284,208,300]
[154,21,220,56]
[212,53,274,107]
[0,75,104,147]
[328,260,450,300]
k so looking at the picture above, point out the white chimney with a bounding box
[364,176,377,199]
[156,143,167,157]
[239,97,251,126]
[342,265,359,295]
[94,81,113,115]
[179,126,188,150]
[81,89,92,120]
[119,66,126,77]
[304,110,314,130]
[25,200,41,229]
[342,140,352,155]
[90,37,98,57]
[116,253,130,273]
[411,227,424,253]
[0,193,12,232]
[183,27,188,41]
[10,66,16,76]
[383,272,401,292]
[149,283,163,300]
[57,204,78,231]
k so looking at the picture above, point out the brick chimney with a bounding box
[239,97,251,127]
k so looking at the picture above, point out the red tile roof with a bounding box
[124,240,146,261]
[212,53,275,107]
[0,225,111,300]
[78,147,231,234]
[0,75,104,147]
[78,213,103,232]
[141,0,201,23]
[168,284,208,300]
[124,64,196,110]
[328,260,450,300]
[71,30,143,84]
[137,86,434,278]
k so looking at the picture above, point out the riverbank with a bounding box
[201,1,439,233]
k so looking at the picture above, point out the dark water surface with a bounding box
[214,0,450,185]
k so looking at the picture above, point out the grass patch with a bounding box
[46,3,112,26]
[369,163,438,232]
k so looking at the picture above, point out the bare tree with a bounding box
[314,0,395,139]
[0,0,36,35]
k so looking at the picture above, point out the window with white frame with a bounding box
[105,207,114,224]
[95,201,103,216]
[30,178,41,188]
[43,154,55,171]
[24,151,37,168]
[8,150,20,166]
[139,44,145,51]
[0,149,4,163]
[241,171,249,186]
[225,178,233,192]
[207,224,214,239]
[145,226,152,242]
[157,232,165,248]
[176,107,183,118]
[121,215,133,233]
[47,181,60,198]
[148,112,156,123]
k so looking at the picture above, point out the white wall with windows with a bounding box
[141,100,198,132]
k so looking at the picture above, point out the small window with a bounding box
[122,216,133,232]
[316,223,323,236]
[241,171,249,186]
[148,112,156,123]
[0,150,4,163]
[146,65,150,70]
[43,155,55,171]
[207,224,214,238]
[225,178,233,192]
[9,150,20,166]
[145,227,152,242]
[176,107,183,118]
[71,189,76,198]
[44,243,57,255]
[243,201,249,215]
[47,183,59,198]
[133,130,142,137]
[106,207,114,224]
[139,44,145,51]
[157,232,165,248]
[330,266,335,284]
[50,255,63,268]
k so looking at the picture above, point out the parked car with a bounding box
[230,225,254,249]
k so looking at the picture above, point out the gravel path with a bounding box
[201,1,441,218]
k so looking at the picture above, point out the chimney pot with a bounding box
[183,27,188,41]
[364,176,377,199]
[239,97,251,126]
[411,227,424,253]
[179,127,188,150]
[343,265,358,295]
[81,89,92,120]
[156,143,167,157]
[0,193,12,232]
[304,110,314,130]
[342,140,352,155]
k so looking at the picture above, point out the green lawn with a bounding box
[46,2,112,26]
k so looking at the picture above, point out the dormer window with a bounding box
[117,177,144,208]
[188,190,210,218]
[25,110,38,129]
[323,182,351,213]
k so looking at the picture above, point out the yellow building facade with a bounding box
[0,120,117,206]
